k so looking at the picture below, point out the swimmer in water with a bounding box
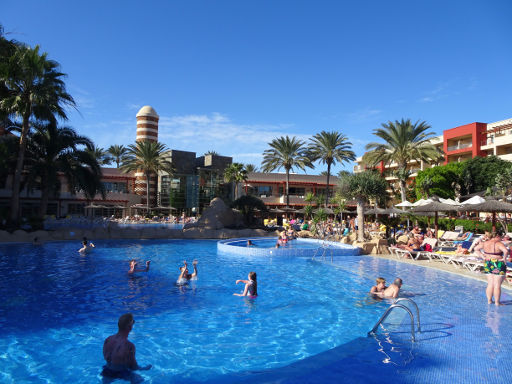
[233,271,258,297]
[247,240,254,246]
[177,260,198,284]
[102,313,152,379]
[78,239,95,253]
[370,277,387,295]
[128,260,151,274]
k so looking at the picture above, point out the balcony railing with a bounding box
[447,143,472,152]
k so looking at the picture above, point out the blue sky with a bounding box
[2,0,512,174]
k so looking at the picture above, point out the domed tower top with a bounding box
[136,105,159,118]
[136,105,159,142]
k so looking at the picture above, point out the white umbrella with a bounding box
[412,198,429,207]
[395,201,414,207]
[460,196,486,205]
[439,197,459,205]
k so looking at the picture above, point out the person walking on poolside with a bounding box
[474,231,509,306]
[128,260,151,274]
[102,313,152,379]
[370,277,387,295]
[234,271,258,297]
[381,278,402,298]
[177,260,198,284]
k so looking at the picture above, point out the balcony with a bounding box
[446,142,472,152]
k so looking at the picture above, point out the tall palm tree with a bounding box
[0,45,75,222]
[224,162,248,200]
[107,144,128,168]
[308,131,355,206]
[121,141,174,213]
[363,119,443,202]
[25,122,103,217]
[87,145,112,166]
[244,163,258,173]
[261,136,313,206]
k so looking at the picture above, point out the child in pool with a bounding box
[234,272,258,297]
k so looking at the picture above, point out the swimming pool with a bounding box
[218,237,360,257]
[0,239,511,383]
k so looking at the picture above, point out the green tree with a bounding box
[244,163,258,173]
[363,119,443,203]
[87,145,112,166]
[25,122,103,217]
[462,156,512,195]
[338,171,388,241]
[495,168,512,196]
[223,162,248,200]
[231,194,267,226]
[262,136,313,206]
[415,162,464,199]
[121,141,174,213]
[308,131,355,206]
[0,44,76,222]
[204,150,218,156]
[0,133,18,188]
[107,144,128,168]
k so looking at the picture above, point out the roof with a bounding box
[246,172,338,186]
[101,167,135,178]
[136,105,159,118]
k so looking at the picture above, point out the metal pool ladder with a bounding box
[312,239,334,262]
[368,298,421,342]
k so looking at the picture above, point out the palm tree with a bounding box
[308,131,355,206]
[25,122,103,217]
[338,171,388,241]
[87,145,112,166]
[261,136,313,206]
[223,162,248,200]
[363,119,443,202]
[0,44,75,222]
[204,150,218,156]
[121,141,174,212]
[107,144,128,168]
[244,163,259,173]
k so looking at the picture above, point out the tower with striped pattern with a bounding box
[134,106,159,206]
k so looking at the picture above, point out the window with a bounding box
[102,182,128,193]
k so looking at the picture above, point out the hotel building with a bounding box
[354,117,512,184]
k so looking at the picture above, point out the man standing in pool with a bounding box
[102,313,151,379]
[177,260,198,284]
[381,278,402,298]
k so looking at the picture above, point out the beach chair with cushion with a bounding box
[438,231,463,247]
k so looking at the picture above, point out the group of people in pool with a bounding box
[102,270,257,379]
[370,277,403,298]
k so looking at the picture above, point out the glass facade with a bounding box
[102,181,128,193]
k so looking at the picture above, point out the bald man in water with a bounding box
[381,278,402,298]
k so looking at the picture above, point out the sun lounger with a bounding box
[438,231,465,247]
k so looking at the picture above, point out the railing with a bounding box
[447,143,472,152]
[368,298,421,342]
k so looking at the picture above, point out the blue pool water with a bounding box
[0,239,511,383]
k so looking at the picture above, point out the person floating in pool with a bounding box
[234,271,258,297]
[247,240,254,247]
[381,278,402,298]
[102,313,152,380]
[177,260,198,285]
[128,260,151,274]
[370,277,387,295]
[78,239,95,253]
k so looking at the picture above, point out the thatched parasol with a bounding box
[458,198,512,231]
[411,196,459,238]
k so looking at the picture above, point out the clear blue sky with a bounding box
[2,0,512,174]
